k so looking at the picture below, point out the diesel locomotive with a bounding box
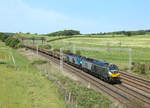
[64,53,121,83]
[25,45,121,83]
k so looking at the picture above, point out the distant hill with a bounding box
[46,30,80,36]
[3,32,15,36]
[90,29,150,36]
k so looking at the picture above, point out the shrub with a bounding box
[48,72,112,108]
[53,48,60,52]
[47,30,80,36]
[76,50,81,55]
[30,60,48,65]
[132,62,150,74]
[63,50,71,53]
[0,61,7,64]
[5,37,21,49]
[39,44,51,49]
[0,32,9,42]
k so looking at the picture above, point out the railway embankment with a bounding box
[19,48,114,108]
[0,41,67,108]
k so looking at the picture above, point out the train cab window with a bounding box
[67,56,69,60]
[85,63,88,67]
[109,65,118,70]
[72,58,75,63]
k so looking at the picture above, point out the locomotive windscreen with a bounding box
[109,65,118,70]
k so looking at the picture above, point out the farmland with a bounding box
[50,35,150,77]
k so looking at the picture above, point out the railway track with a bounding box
[25,46,150,108]
[121,76,150,94]
[121,71,150,87]
[39,50,129,105]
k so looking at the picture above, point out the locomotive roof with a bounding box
[84,57,109,67]
[66,53,109,67]
[66,53,81,57]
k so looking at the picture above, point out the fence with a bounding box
[37,62,78,108]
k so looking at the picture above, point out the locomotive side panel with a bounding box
[65,54,81,66]
[82,59,93,71]
[91,64,109,79]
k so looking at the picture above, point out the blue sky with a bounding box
[0,0,150,34]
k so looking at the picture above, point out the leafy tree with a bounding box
[26,32,30,34]
[5,36,22,48]
[47,30,80,36]
[0,32,8,42]
[125,32,132,36]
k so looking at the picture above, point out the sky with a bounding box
[0,0,150,34]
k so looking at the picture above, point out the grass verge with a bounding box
[0,41,67,108]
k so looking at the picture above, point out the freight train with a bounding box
[25,45,121,84]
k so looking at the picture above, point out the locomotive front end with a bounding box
[108,64,121,83]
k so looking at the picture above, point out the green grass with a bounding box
[49,35,150,70]
[30,59,48,65]
[39,62,113,108]
[0,41,67,108]
[22,34,150,78]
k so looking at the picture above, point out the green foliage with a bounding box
[132,63,150,74]
[124,31,132,36]
[53,48,60,52]
[0,32,9,42]
[26,32,30,34]
[76,50,81,55]
[30,59,48,65]
[0,42,67,108]
[5,36,22,48]
[47,30,80,36]
[0,61,7,64]
[39,44,52,49]
[95,29,149,36]
[63,50,71,53]
[51,73,112,108]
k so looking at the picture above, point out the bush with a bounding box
[53,48,60,52]
[132,62,150,74]
[30,60,48,65]
[0,32,9,42]
[47,30,80,36]
[39,44,51,49]
[5,37,22,49]
[63,50,71,53]
[0,61,7,64]
[76,50,81,55]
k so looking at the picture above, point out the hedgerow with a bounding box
[5,36,22,48]
[0,33,22,49]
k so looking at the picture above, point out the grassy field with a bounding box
[0,41,67,108]
[48,35,150,71]
[22,34,150,77]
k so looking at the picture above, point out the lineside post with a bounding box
[129,48,132,71]
[36,44,38,56]
[73,44,76,54]
[60,48,63,73]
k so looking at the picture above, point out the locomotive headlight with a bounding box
[80,61,82,65]
[109,72,112,75]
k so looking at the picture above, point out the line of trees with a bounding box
[90,29,150,36]
[0,32,22,48]
[47,30,80,36]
